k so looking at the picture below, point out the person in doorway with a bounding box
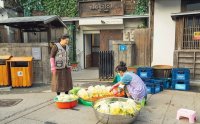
[110,61,147,103]
[50,34,73,95]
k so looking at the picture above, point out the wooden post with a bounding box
[47,24,51,53]
[149,0,154,66]
[19,28,24,43]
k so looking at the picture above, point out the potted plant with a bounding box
[70,61,78,71]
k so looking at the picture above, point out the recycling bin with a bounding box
[0,55,12,86]
[8,57,33,87]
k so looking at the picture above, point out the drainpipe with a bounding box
[149,0,154,66]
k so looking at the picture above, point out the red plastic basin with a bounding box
[56,100,78,109]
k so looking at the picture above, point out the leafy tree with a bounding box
[42,0,78,17]
[134,0,149,15]
[17,0,78,17]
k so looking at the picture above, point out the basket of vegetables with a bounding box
[93,97,142,124]
[54,94,79,109]
[77,85,125,105]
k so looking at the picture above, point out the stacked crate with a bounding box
[137,67,163,94]
[144,79,163,94]
[172,68,190,91]
[137,67,153,81]
[152,65,172,89]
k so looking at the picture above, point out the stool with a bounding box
[176,108,197,123]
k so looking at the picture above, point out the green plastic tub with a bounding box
[78,98,93,106]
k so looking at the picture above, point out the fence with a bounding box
[99,51,114,80]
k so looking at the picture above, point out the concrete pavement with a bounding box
[0,90,200,124]
[1,68,200,124]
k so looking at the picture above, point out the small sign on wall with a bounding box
[193,32,200,40]
[119,45,127,51]
[32,47,41,60]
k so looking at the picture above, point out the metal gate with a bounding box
[99,51,114,80]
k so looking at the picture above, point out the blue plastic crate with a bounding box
[154,83,163,93]
[143,78,153,84]
[172,80,190,91]
[145,81,163,94]
[154,78,172,89]
[137,67,153,79]
[163,80,171,89]
[172,68,190,80]
[172,79,190,85]
[146,83,155,94]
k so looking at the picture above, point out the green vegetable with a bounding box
[69,87,81,95]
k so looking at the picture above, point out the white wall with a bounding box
[76,26,84,69]
[0,0,4,7]
[124,18,143,41]
[152,0,181,66]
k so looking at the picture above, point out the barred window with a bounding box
[182,16,200,49]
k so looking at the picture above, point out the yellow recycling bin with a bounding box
[8,57,33,87]
[0,55,12,86]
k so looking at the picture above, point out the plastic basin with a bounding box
[93,97,140,124]
[55,100,78,109]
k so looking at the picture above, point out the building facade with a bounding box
[63,0,149,70]
[151,0,200,79]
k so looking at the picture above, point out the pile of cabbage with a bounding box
[94,98,141,116]
[54,94,79,102]
[77,85,114,101]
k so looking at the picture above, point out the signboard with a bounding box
[193,32,200,40]
[79,18,123,25]
[119,45,127,51]
[79,1,124,17]
[32,47,41,60]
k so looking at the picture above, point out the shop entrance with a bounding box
[84,33,100,68]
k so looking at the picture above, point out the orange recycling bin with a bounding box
[8,57,33,87]
[0,55,12,86]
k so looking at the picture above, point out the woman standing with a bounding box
[110,61,147,102]
[50,34,73,95]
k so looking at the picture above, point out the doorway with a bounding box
[84,33,100,68]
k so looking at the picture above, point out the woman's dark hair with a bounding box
[115,61,127,72]
[57,34,70,42]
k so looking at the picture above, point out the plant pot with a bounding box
[71,63,78,68]
[127,65,141,73]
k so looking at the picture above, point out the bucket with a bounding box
[152,65,172,78]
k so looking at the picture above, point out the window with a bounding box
[182,0,200,11]
[182,16,200,49]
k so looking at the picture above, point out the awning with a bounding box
[171,11,200,20]
[62,15,149,22]
[0,15,67,31]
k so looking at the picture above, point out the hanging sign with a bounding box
[193,32,200,40]
[79,1,124,17]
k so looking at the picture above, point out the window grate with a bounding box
[182,16,200,49]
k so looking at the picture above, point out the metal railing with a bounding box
[99,51,114,80]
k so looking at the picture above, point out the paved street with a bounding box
[0,69,200,124]
[0,88,200,124]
